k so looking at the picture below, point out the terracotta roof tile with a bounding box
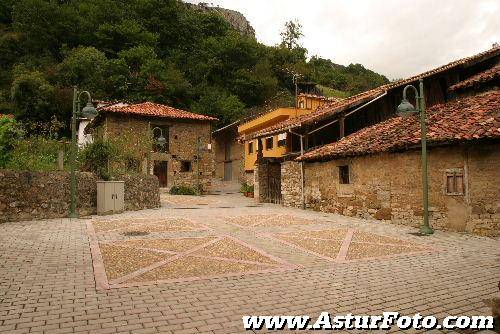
[297,90,500,162]
[0,114,14,118]
[246,45,500,139]
[448,65,500,91]
[99,101,217,121]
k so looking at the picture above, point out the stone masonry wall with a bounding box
[282,143,499,236]
[0,169,160,223]
[254,162,281,203]
[103,114,215,193]
[281,161,302,208]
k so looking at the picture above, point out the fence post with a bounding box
[58,149,64,170]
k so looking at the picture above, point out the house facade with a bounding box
[237,94,338,182]
[250,46,500,236]
[212,121,245,184]
[87,102,217,192]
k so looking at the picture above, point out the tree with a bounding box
[280,20,303,50]
[10,66,56,122]
[57,46,108,94]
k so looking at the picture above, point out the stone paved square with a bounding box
[1,193,499,333]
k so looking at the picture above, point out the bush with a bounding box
[240,182,254,194]
[6,136,62,171]
[169,185,197,195]
[78,138,116,180]
[0,116,23,168]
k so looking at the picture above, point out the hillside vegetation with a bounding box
[0,0,389,130]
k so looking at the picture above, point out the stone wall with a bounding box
[102,114,215,193]
[282,143,500,236]
[281,161,302,208]
[254,161,281,203]
[0,170,160,223]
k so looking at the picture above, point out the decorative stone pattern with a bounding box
[0,169,160,222]
[282,144,500,237]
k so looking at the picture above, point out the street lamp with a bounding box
[151,127,167,148]
[396,79,433,235]
[70,87,97,218]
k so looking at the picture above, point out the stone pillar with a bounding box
[254,162,269,203]
[281,161,302,208]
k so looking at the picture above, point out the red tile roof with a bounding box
[245,45,500,139]
[99,102,217,121]
[449,65,500,92]
[297,90,500,162]
[0,114,14,118]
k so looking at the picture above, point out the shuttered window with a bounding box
[445,169,464,195]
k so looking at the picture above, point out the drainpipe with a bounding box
[290,130,305,210]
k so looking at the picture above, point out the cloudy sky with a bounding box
[185,0,500,79]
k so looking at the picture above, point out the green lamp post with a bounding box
[69,87,97,218]
[396,79,434,235]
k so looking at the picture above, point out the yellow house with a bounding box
[238,94,332,172]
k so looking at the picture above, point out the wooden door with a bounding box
[153,161,168,187]
[223,162,232,181]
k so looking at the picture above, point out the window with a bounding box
[265,137,274,150]
[445,169,464,195]
[152,124,169,153]
[277,133,286,147]
[338,165,350,184]
[248,141,254,154]
[180,161,192,172]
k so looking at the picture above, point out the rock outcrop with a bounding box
[188,2,256,38]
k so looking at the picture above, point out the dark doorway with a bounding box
[153,161,168,187]
[224,162,232,181]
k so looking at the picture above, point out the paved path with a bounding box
[1,193,499,333]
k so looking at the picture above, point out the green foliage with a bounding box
[10,66,57,122]
[0,116,23,168]
[78,138,115,180]
[280,20,303,50]
[57,46,108,94]
[1,0,389,129]
[169,185,197,195]
[239,182,254,194]
[5,136,61,171]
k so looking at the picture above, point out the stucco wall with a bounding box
[281,143,500,236]
[0,170,160,223]
[213,129,245,183]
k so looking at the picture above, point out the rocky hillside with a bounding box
[188,2,256,37]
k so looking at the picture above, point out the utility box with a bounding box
[97,181,125,215]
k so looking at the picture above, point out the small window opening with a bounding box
[248,142,254,154]
[445,169,464,195]
[338,165,350,184]
[180,161,192,172]
[265,137,274,150]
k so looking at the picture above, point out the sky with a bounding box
[185,0,500,80]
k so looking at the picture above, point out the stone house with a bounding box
[250,46,500,236]
[86,102,217,192]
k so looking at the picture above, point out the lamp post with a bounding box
[396,79,433,235]
[151,127,167,149]
[69,87,97,218]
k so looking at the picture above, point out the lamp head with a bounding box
[81,102,98,119]
[156,135,167,148]
[396,98,418,118]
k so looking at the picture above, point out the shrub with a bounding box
[0,116,23,168]
[78,138,116,180]
[240,182,254,194]
[169,185,197,195]
[6,136,62,171]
